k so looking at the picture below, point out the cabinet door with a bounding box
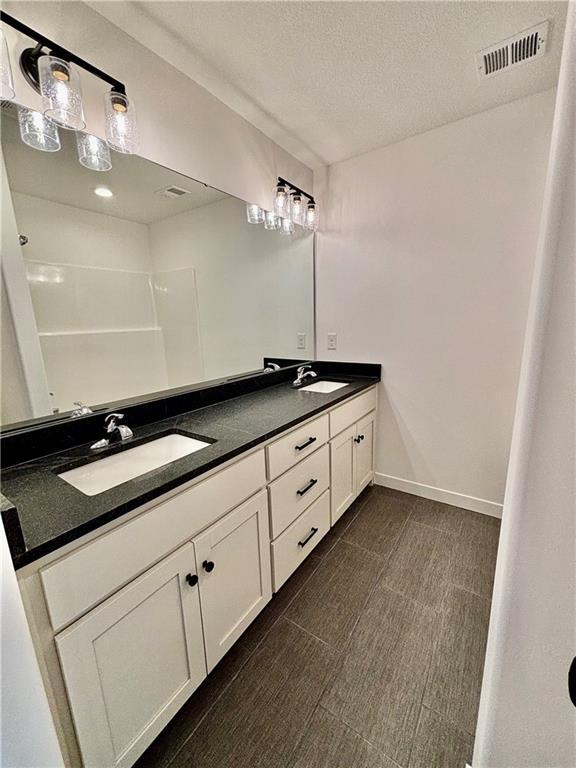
[355,411,375,494]
[194,489,271,671]
[330,424,357,525]
[56,543,206,768]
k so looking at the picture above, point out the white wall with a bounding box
[1,277,31,424]
[315,90,556,513]
[2,0,312,211]
[149,197,315,380]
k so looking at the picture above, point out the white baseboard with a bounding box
[374,473,503,518]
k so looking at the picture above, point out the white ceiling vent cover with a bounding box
[476,21,548,79]
[155,185,193,199]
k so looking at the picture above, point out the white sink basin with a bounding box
[58,434,211,496]
[300,380,349,393]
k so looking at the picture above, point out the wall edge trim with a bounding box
[374,473,503,518]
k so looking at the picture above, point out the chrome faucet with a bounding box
[70,401,93,418]
[90,413,134,450]
[292,364,318,388]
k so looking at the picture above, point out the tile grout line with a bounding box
[163,553,326,767]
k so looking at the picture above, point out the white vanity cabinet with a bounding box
[56,543,207,768]
[193,489,271,671]
[329,394,377,524]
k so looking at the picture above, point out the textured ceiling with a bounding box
[1,107,227,223]
[90,1,567,168]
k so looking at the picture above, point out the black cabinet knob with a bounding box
[569,657,576,707]
[186,573,198,587]
[203,560,215,573]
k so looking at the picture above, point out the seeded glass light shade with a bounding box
[280,217,294,236]
[305,202,319,231]
[39,55,85,130]
[18,106,60,152]
[104,91,139,154]
[0,31,15,100]
[76,132,112,171]
[273,183,290,218]
[290,192,304,225]
[264,210,281,230]
[246,203,264,224]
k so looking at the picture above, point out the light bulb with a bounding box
[305,201,319,231]
[280,217,294,236]
[76,133,112,172]
[246,203,264,224]
[264,210,281,230]
[273,183,290,218]
[290,192,304,225]
[18,106,60,152]
[0,30,15,101]
[39,55,85,130]
[104,91,139,154]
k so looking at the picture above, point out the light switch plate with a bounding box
[297,333,306,350]
[327,333,337,350]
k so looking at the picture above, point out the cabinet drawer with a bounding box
[41,450,266,632]
[271,490,330,591]
[268,444,329,538]
[267,414,329,480]
[330,388,377,437]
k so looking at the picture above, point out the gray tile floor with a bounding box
[136,486,500,768]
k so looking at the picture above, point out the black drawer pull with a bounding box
[569,657,576,707]
[298,527,319,548]
[295,436,317,452]
[202,560,215,573]
[186,573,198,587]
[297,478,318,497]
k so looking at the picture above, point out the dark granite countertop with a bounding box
[1,376,378,568]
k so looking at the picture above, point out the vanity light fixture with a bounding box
[38,54,85,130]
[264,210,281,230]
[17,105,60,152]
[290,191,304,225]
[280,217,295,236]
[94,186,113,198]
[246,203,265,224]
[305,200,319,231]
[76,132,112,172]
[0,29,15,100]
[0,11,139,160]
[275,177,318,234]
[273,182,290,218]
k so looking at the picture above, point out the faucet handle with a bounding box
[297,364,312,375]
[105,413,124,432]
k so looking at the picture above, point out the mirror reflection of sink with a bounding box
[300,380,350,393]
[58,434,212,496]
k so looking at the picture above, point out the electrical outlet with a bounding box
[327,333,337,350]
[297,333,306,350]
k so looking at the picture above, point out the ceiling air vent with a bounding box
[155,185,192,199]
[476,21,548,79]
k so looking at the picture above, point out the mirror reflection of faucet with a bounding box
[292,365,318,388]
[90,413,134,450]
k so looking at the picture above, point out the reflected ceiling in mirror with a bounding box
[0,103,314,429]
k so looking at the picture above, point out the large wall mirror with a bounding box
[1,103,315,429]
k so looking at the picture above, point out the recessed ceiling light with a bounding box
[94,186,113,198]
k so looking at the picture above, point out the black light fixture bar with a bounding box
[277,176,315,205]
[0,11,126,94]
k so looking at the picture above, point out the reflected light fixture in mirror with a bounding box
[264,210,281,230]
[38,55,85,130]
[280,217,295,235]
[104,90,139,154]
[17,105,60,152]
[94,185,113,198]
[0,30,15,99]
[246,203,264,224]
[76,132,112,172]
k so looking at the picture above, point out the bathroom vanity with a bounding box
[1,363,379,767]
